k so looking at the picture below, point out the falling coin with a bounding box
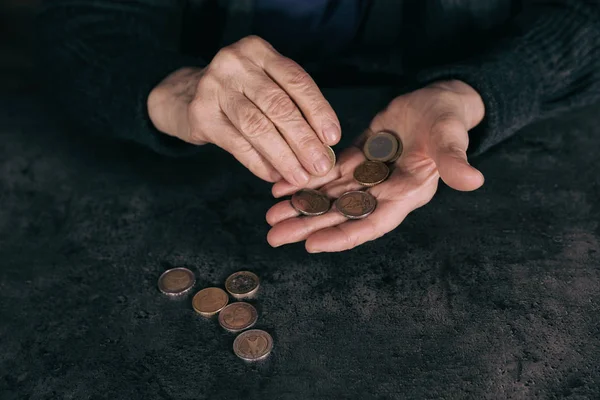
[363,131,401,163]
[192,287,229,317]
[353,160,390,187]
[290,189,331,216]
[233,329,273,362]
[157,267,196,296]
[225,271,260,299]
[218,302,258,332]
[335,191,377,219]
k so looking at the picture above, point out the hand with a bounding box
[265,80,486,252]
[147,35,341,186]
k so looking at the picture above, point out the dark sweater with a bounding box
[37,0,600,157]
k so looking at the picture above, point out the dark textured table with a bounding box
[1,87,599,400]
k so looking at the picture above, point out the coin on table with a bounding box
[157,267,195,296]
[353,160,390,187]
[290,189,331,216]
[192,287,229,317]
[225,271,260,299]
[325,145,336,169]
[218,302,258,332]
[233,329,273,361]
[335,191,377,219]
[363,131,401,162]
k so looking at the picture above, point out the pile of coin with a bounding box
[158,268,273,362]
[290,131,402,220]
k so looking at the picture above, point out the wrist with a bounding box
[147,67,204,136]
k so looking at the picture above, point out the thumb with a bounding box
[430,118,484,192]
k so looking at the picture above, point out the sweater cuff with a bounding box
[417,45,542,156]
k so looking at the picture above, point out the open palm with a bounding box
[266,80,486,253]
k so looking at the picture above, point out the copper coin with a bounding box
[335,191,377,219]
[290,189,331,216]
[353,160,390,186]
[363,131,400,162]
[218,302,258,332]
[192,287,229,317]
[233,329,273,361]
[157,267,195,296]
[225,271,260,299]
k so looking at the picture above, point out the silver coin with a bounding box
[157,267,195,296]
[233,329,273,361]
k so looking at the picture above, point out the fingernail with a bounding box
[322,122,340,144]
[314,154,332,175]
[293,169,310,186]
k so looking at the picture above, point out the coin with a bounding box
[335,191,377,219]
[225,271,260,299]
[388,138,404,163]
[192,287,229,317]
[353,160,389,186]
[218,302,258,332]
[157,267,195,296]
[325,145,336,169]
[363,131,401,162]
[290,189,331,216]
[233,329,273,361]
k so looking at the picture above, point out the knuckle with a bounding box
[213,46,241,66]
[263,91,297,120]
[238,35,266,49]
[286,66,312,88]
[240,110,271,139]
[296,132,321,153]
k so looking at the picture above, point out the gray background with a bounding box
[1,3,599,399]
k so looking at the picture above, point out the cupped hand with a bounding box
[265,80,486,253]
[147,35,341,186]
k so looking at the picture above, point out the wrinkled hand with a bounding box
[266,80,486,252]
[148,35,340,186]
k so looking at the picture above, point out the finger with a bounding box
[305,199,404,253]
[271,146,365,197]
[266,200,299,226]
[429,118,484,191]
[244,73,334,176]
[206,118,282,182]
[220,93,311,186]
[267,210,347,248]
[255,49,341,145]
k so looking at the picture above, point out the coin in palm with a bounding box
[335,191,377,219]
[363,131,401,162]
[291,189,331,216]
[353,160,389,186]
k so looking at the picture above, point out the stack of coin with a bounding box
[353,130,402,188]
[159,268,273,362]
